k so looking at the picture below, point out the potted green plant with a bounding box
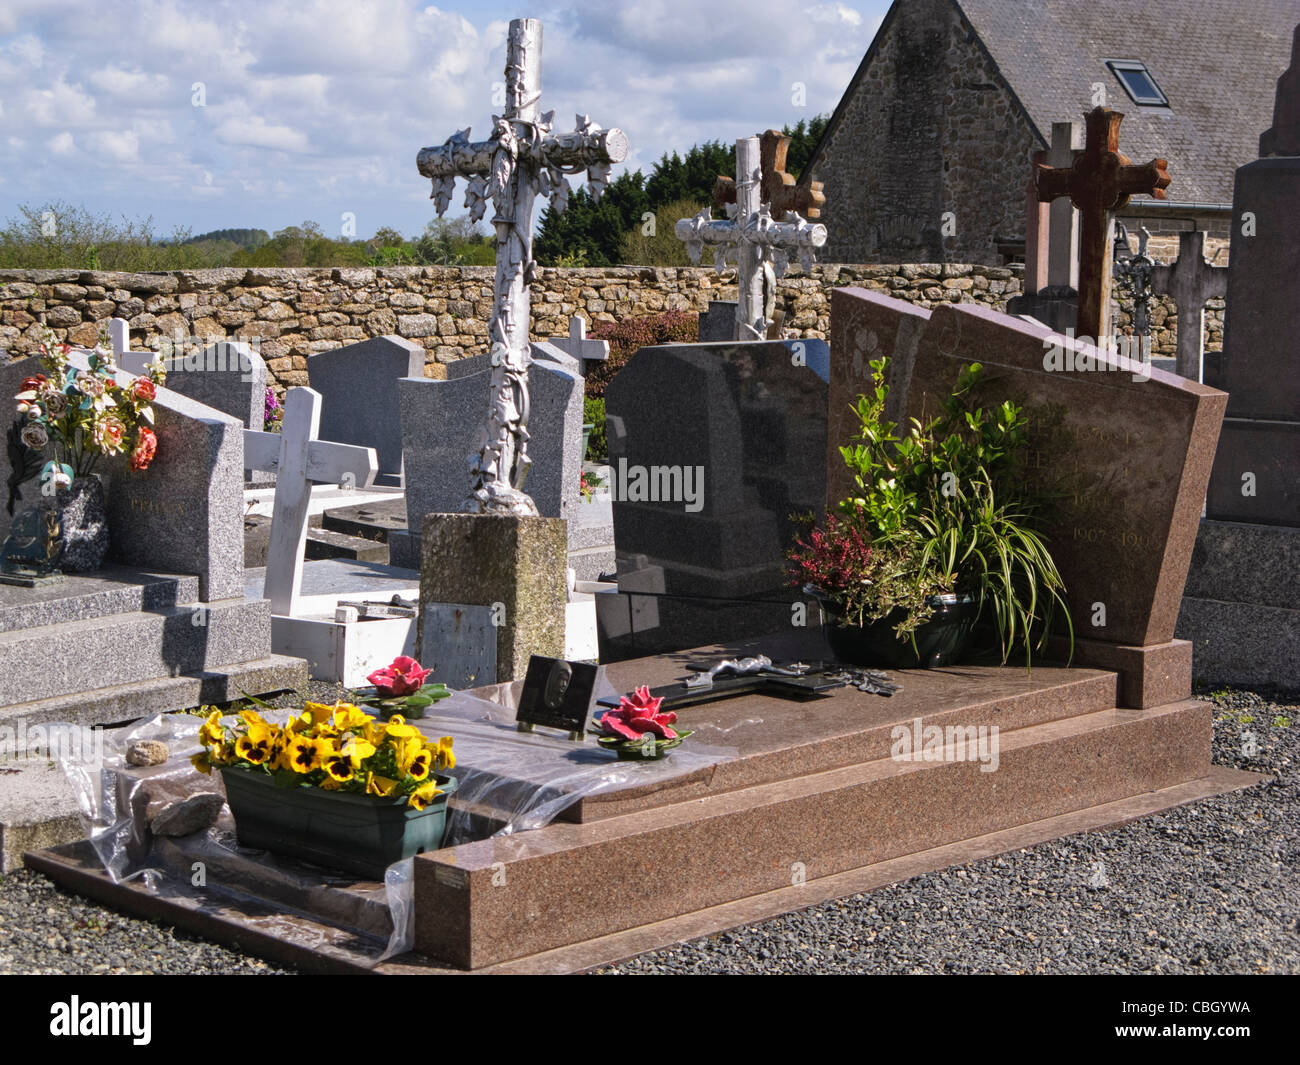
[196,700,457,880]
[792,356,1072,668]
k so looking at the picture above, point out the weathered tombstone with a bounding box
[412,17,624,680]
[699,301,739,342]
[1150,231,1227,382]
[307,335,424,486]
[829,286,1227,707]
[0,350,306,724]
[391,352,583,570]
[1181,26,1300,689]
[547,317,609,377]
[601,340,827,657]
[677,136,826,342]
[1033,106,1171,342]
[1007,121,1082,334]
[242,387,378,617]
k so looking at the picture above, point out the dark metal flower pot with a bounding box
[220,767,458,880]
[820,592,980,669]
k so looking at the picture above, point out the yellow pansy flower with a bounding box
[408,781,443,810]
[191,750,213,775]
[384,714,421,740]
[238,708,267,728]
[198,709,225,747]
[363,720,388,746]
[332,703,370,731]
[399,741,432,781]
[366,772,397,798]
[322,750,354,782]
[434,736,455,771]
[235,722,275,765]
[286,735,323,774]
[344,737,376,768]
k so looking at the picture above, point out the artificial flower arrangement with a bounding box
[194,701,455,811]
[264,386,284,433]
[13,323,165,487]
[355,655,451,719]
[593,686,692,760]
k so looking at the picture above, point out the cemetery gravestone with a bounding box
[1150,231,1227,383]
[829,286,1227,705]
[602,340,826,657]
[307,335,425,486]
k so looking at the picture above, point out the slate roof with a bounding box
[813,0,1300,206]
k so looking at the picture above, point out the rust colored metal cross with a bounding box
[1034,106,1171,344]
[714,129,825,220]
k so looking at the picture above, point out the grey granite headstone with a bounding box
[700,301,738,342]
[0,352,245,602]
[392,347,584,568]
[160,340,268,484]
[601,340,826,657]
[308,335,424,487]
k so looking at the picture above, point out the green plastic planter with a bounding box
[816,592,980,669]
[220,767,458,880]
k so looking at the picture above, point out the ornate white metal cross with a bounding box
[675,136,826,341]
[416,18,627,516]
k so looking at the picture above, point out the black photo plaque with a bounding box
[516,655,604,737]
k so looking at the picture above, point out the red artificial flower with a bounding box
[129,427,157,471]
[21,374,46,393]
[367,655,431,697]
[131,378,156,402]
[600,685,678,741]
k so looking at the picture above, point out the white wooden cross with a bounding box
[548,316,609,376]
[243,387,377,616]
[105,317,156,376]
[416,17,627,516]
[675,136,826,341]
[1150,230,1228,381]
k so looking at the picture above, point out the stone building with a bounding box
[807,0,1300,265]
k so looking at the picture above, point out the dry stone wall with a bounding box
[0,264,1212,390]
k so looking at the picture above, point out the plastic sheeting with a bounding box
[56,688,740,964]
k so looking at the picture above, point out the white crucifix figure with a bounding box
[416,17,628,516]
[675,136,827,341]
[548,316,609,377]
[243,387,377,617]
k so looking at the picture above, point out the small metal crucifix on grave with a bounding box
[1033,106,1171,344]
[676,133,827,342]
[416,18,628,516]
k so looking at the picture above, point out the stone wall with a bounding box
[0,263,1215,390]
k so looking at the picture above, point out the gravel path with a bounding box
[0,687,1293,975]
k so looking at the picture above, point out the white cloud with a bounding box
[214,114,311,153]
[87,129,140,162]
[48,131,75,155]
[87,67,171,100]
[22,79,97,125]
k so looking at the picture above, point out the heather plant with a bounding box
[585,310,698,398]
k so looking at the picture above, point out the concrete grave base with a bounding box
[25,630,1262,973]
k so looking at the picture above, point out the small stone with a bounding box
[149,792,224,837]
[126,740,170,767]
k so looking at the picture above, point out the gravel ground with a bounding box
[0,686,1293,975]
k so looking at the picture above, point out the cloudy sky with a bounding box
[0,0,887,241]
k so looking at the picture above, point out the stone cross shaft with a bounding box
[714,129,826,221]
[676,136,827,341]
[1034,106,1171,343]
[1024,121,1082,293]
[244,387,377,616]
[1150,230,1228,381]
[415,17,628,516]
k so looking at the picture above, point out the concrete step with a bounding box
[319,498,407,543]
[0,655,307,729]
[0,566,200,636]
[0,598,274,707]
[412,697,1218,967]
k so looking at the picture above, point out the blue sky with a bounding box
[0,0,889,241]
